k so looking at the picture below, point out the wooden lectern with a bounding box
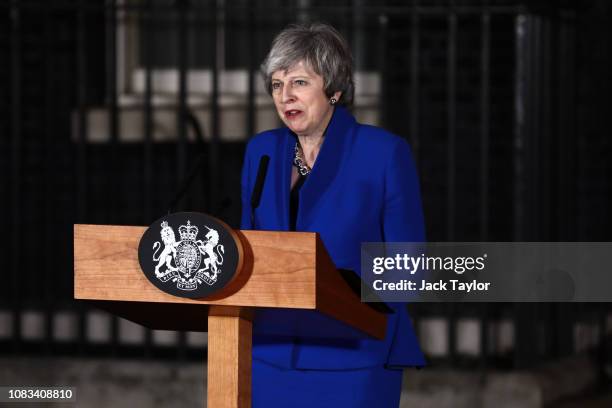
[74,224,386,408]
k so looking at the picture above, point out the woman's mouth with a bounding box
[284,109,303,119]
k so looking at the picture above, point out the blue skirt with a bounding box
[252,359,403,408]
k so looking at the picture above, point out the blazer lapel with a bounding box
[275,129,293,230]
[297,106,356,229]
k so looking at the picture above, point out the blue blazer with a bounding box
[240,106,426,370]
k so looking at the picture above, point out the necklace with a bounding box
[293,142,311,176]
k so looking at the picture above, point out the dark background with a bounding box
[1,0,611,385]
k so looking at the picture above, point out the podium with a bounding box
[74,224,387,408]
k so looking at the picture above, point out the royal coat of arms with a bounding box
[152,220,225,290]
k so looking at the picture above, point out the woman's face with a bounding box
[271,60,340,138]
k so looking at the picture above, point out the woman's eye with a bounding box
[271,82,281,90]
[295,79,307,86]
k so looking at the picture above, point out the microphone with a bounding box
[166,153,205,214]
[250,155,270,228]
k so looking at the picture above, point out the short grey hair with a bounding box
[261,23,354,106]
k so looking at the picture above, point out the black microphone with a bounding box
[166,153,206,214]
[250,155,270,228]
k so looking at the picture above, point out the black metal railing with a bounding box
[2,0,609,373]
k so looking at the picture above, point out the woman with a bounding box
[240,23,425,407]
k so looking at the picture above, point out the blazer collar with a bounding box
[280,106,357,230]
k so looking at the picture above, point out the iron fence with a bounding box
[2,0,609,372]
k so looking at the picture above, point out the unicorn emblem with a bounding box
[196,226,225,284]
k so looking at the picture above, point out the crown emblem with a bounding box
[179,220,198,241]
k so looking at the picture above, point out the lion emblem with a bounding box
[152,221,179,277]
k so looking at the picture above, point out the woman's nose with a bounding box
[281,85,296,103]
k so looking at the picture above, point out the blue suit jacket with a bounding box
[240,106,426,370]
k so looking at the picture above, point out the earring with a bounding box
[330,98,337,105]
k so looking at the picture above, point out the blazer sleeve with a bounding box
[381,138,428,367]
[240,142,253,230]
[382,138,426,243]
